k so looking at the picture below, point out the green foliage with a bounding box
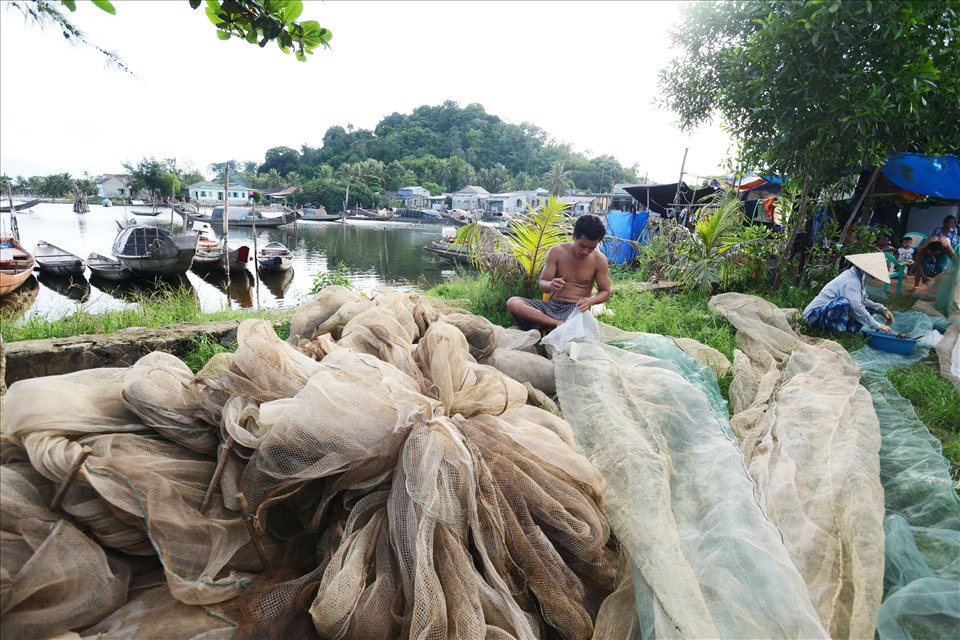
[308,264,357,295]
[183,334,232,373]
[424,272,529,328]
[661,1,960,188]
[123,157,173,199]
[454,197,572,286]
[543,161,572,197]
[192,0,332,61]
[669,193,757,292]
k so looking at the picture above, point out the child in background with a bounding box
[896,236,915,266]
[876,233,894,253]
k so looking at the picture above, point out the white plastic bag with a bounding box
[540,308,600,352]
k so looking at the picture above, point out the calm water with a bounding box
[1,203,460,321]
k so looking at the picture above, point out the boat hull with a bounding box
[191,245,251,274]
[256,242,293,273]
[87,252,132,282]
[112,226,198,277]
[34,241,86,277]
[174,206,299,228]
[0,236,37,296]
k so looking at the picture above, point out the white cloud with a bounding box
[1,0,734,182]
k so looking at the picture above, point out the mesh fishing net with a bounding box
[710,292,886,639]
[554,338,828,639]
[1,289,617,638]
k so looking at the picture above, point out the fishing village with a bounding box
[1,1,958,639]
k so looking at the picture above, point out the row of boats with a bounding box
[0,222,294,297]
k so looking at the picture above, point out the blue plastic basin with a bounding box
[861,330,918,354]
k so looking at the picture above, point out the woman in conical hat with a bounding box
[803,252,894,334]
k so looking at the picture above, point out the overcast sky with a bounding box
[0,1,734,184]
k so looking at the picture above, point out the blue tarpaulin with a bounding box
[602,211,649,264]
[881,153,960,200]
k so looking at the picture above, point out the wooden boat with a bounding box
[87,252,132,282]
[192,243,251,274]
[393,208,466,225]
[424,240,474,265]
[0,235,36,296]
[174,204,300,228]
[34,240,86,276]
[111,224,198,277]
[299,205,342,222]
[256,241,293,273]
[356,207,396,222]
[129,203,168,217]
[0,199,40,212]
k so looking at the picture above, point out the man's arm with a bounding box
[538,247,565,294]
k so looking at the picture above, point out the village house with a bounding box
[397,186,431,208]
[95,174,133,199]
[559,193,601,216]
[427,195,447,211]
[485,189,548,215]
[451,185,490,211]
[189,181,252,204]
[261,185,300,203]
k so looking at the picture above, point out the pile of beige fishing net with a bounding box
[1,286,617,639]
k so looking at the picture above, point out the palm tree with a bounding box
[544,161,572,197]
[669,192,751,292]
[437,158,452,190]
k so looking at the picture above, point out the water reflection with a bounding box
[195,269,255,308]
[258,268,295,301]
[1,275,39,321]
[38,273,90,302]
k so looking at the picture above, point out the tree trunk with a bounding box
[839,166,881,243]
[774,177,811,287]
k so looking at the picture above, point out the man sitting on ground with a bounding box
[507,214,611,331]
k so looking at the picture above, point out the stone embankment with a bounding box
[0,320,283,393]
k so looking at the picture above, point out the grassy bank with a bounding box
[1,287,288,343]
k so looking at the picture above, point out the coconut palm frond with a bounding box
[508,198,572,282]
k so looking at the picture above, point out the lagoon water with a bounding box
[1,203,458,321]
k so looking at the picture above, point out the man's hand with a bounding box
[576,297,593,312]
[876,325,893,334]
[882,309,894,325]
[548,277,565,293]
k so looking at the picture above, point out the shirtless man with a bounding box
[507,214,611,331]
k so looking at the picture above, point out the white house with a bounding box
[427,195,447,210]
[451,185,490,211]
[397,186,431,208]
[485,189,547,215]
[559,194,600,216]
[189,181,251,204]
[96,174,132,199]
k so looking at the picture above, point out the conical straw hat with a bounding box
[845,252,890,284]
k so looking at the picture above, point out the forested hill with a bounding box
[245,101,640,206]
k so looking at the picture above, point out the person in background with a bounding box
[912,237,956,291]
[875,233,894,253]
[930,215,957,246]
[507,214,610,331]
[804,252,894,334]
[895,236,915,271]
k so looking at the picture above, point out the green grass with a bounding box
[183,335,232,373]
[424,271,532,328]
[1,285,287,343]
[887,359,960,479]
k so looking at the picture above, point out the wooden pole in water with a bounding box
[224,165,232,293]
[170,158,177,228]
